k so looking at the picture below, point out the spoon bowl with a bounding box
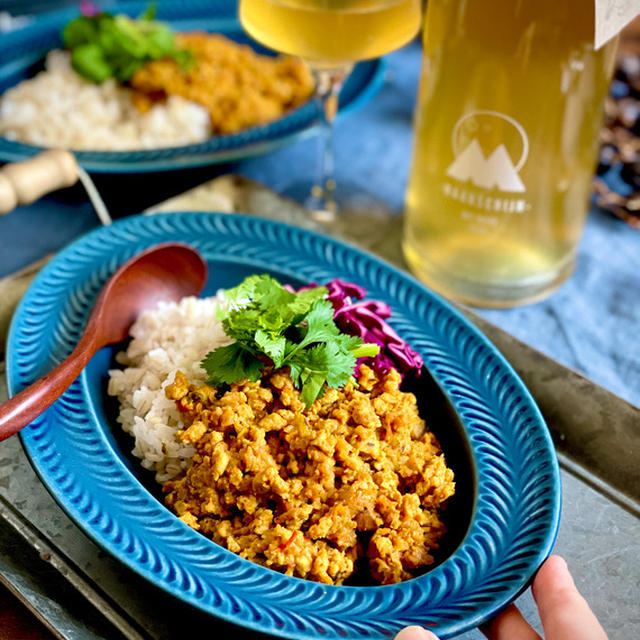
[0,242,207,441]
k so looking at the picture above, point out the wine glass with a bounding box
[239,0,422,222]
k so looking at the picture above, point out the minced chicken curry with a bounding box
[130,33,314,134]
[163,364,455,585]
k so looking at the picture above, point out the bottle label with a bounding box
[446,110,528,193]
[442,111,532,224]
[595,0,639,49]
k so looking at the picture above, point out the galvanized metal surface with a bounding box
[0,496,144,640]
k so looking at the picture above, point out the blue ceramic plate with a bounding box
[7,213,561,639]
[0,0,384,173]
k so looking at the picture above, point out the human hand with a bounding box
[394,555,609,640]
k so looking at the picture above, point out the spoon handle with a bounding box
[0,343,92,441]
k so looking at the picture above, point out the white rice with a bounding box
[107,296,231,482]
[0,50,211,150]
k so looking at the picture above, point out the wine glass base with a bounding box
[283,180,398,247]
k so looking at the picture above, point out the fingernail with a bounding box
[545,554,570,576]
[394,625,439,640]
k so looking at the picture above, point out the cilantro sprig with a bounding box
[63,6,192,84]
[200,275,379,407]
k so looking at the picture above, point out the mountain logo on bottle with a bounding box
[446,139,525,192]
[446,111,529,193]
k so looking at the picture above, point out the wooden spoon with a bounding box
[0,242,208,441]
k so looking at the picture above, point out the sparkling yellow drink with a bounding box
[403,0,617,307]
[239,0,422,68]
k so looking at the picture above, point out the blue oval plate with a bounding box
[6,213,561,639]
[0,0,385,173]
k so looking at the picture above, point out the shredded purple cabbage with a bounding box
[325,279,423,377]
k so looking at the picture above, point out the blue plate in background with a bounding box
[0,0,385,172]
[6,213,561,639]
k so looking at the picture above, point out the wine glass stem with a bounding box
[310,65,352,219]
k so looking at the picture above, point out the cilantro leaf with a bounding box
[281,286,327,319]
[201,343,263,386]
[300,300,340,345]
[222,274,273,307]
[254,329,286,367]
[336,333,381,359]
[140,3,156,20]
[288,345,332,405]
[288,339,364,400]
[299,370,327,407]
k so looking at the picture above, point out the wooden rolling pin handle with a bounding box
[0,149,79,215]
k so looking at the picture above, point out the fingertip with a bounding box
[545,555,568,572]
[531,555,608,639]
[479,604,540,640]
[533,555,575,601]
[394,625,440,640]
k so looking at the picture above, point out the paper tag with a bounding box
[595,0,640,49]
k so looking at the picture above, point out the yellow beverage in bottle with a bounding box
[239,0,422,67]
[403,0,617,307]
